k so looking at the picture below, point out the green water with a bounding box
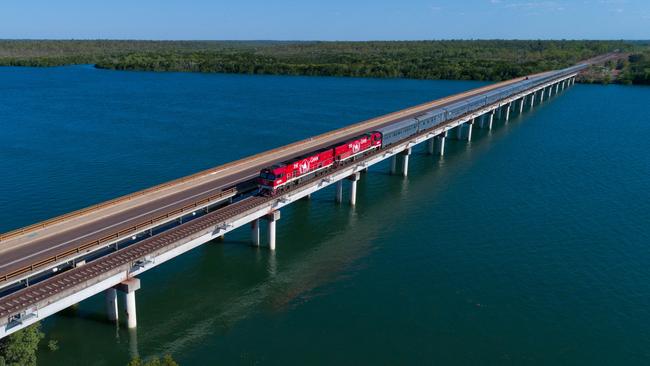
[1,66,649,365]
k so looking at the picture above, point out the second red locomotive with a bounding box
[258,132,382,194]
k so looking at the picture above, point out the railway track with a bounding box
[0,54,617,317]
[0,72,550,286]
[0,195,271,318]
[0,59,597,323]
[0,144,402,318]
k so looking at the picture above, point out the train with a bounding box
[258,63,588,195]
[258,132,382,194]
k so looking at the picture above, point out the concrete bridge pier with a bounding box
[496,106,502,119]
[401,148,411,177]
[251,219,260,246]
[488,111,495,130]
[266,211,281,250]
[555,83,560,94]
[335,180,343,203]
[466,121,474,142]
[116,278,140,329]
[105,288,118,322]
[505,103,511,122]
[427,138,435,155]
[530,92,535,108]
[519,97,525,114]
[348,172,361,204]
[456,124,464,140]
[389,156,398,175]
[434,133,446,156]
[540,88,545,103]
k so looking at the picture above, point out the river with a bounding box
[1,65,649,365]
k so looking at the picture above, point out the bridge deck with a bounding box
[0,73,548,284]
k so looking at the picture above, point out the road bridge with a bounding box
[0,54,613,338]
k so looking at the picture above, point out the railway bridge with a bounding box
[0,55,610,338]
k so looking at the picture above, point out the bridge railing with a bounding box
[0,64,586,285]
[0,187,237,284]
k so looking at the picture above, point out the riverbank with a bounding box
[2,40,648,84]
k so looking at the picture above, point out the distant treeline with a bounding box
[620,52,650,85]
[1,40,649,84]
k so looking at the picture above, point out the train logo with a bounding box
[298,159,310,174]
[352,141,361,154]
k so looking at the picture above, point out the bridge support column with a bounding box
[505,103,511,122]
[540,89,545,103]
[530,92,535,108]
[555,83,559,94]
[519,97,525,114]
[548,86,552,98]
[348,172,361,205]
[482,111,494,130]
[389,156,397,175]
[266,211,281,250]
[335,180,343,203]
[105,288,118,322]
[466,121,474,142]
[496,106,502,119]
[251,219,260,246]
[116,278,140,329]
[401,148,411,177]
[456,124,463,140]
[427,138,435,155]
[125,292,137,329]
[435,134,446,156]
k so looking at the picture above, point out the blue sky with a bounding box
[1,0,648,40]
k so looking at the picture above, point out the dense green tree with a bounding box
[0,323,45,366]
[0,40,648,84]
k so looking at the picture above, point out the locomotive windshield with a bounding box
[260,172,276,180]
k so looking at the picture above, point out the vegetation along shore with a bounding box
[0,40,648,84]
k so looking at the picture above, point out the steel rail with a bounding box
[0,69,583,319]
[0,188,236,283]
[0,53,614,287]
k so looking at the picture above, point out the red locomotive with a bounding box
[258,132,382,194]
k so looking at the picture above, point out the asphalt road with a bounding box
[0,73,548,282]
